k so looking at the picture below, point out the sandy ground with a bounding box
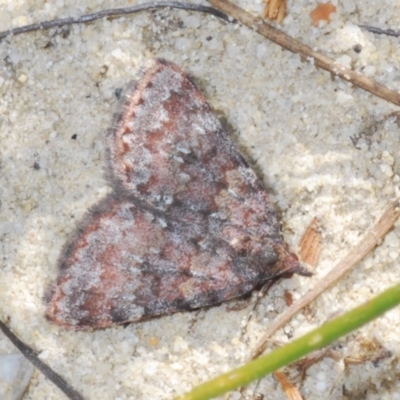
[1,0,400,399]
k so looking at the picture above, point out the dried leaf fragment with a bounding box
[264,0,286,23]
[284,290,294,306]
[310,3,337,26]
[299,217,321,268]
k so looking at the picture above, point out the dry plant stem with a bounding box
[207,0,400,107]
[0,320,85,400]
[359,25,400,38]
[292,348,342,380]
[0,2,230,40]
[274,371,303,400]
[251,200,400,359]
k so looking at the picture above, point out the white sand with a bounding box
[1,0,400,399]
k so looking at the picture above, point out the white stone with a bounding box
[0,354,34,400]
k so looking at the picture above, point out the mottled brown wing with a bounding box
[105,59,304,272]
[46,196,277,329]
[46,59,308,330]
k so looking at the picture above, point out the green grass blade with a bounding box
[175,282,400,400]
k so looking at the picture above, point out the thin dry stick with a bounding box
[359,25,400,38]
[250,200,400,359]
[274,371,303,400]
[0,320,85,400]
[0,2,230,40]
[207,0,400,107]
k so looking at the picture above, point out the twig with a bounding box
[207,0,400,107]
[2,0,399,107]
[250,200,400,359]
[0,1,230,40]
[274,371,303,400]
[359,25,400,38]
[0,320,85,400]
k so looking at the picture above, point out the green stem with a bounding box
[175,282,400,400]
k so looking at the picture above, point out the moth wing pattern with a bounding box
[105,58,305,281]
[46,196,271,329]
[46,59,308,330]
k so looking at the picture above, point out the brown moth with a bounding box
[46,59,309,330]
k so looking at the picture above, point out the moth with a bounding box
[46,59,309,330]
